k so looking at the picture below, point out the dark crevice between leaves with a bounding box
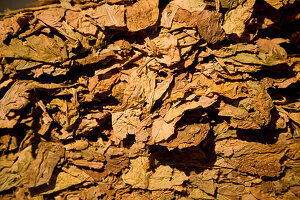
[149,127,216,176]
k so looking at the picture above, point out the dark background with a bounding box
[0,0,37,12]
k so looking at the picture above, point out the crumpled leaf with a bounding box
[151,32,181,66]
[211,43,257,58]
[160,123,210,150]
[65,10,98,35]
[222,0,256,37]
[0,116,20,129]
[164,94,218,123]
[171,9,225,43]
[153,75,173,102]
[123,157,188,190]
[40,165,92,195]
[34,7,65,28]
[0,15,27,41]
[49,98,79,131]
[76,112,110,135]
[0,34,68,63]
[192,10,225,44]
[27,142,65,188]
[0,81,68,121]
[122,156,150,189]
[237,153,285,177]
[111,109,141,142]
[0,146,33,192]
[84,4,126,28]
[189,188,214,199]
[70,160,104,169]
[171,0,206,12]
[120,67,156,112]
[190,171,217,195]
[64,139,89,151]
[264,0,295,9]
[160,4,178,28]
[218,81,274,129]
[126,0,159,32]
[190,73,248,99]
[150,117,177,143]
[148,165,188,190]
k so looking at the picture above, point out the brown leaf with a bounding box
[0,16,28,41]
[126,0,159,32]
[111,109,141,142]
[237,153,284,177]
[160,123,210,150]
[150,117,176,143]
[193,10,225,44]
[27,142,65,188]
[84,4,126,28]
[222,0,256,37]
[34,8,65,28]
[65,10,98,35]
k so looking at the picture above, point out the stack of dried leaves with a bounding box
[0,0,299,199]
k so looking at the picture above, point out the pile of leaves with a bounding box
[0,0,299,199]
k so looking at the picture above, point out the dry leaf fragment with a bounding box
[0,146,33,192]
[70,160,104,169]
[256,38,288,60]
[0,81,69,120]
[84,4,126,28]
[218,81,274,129]
[164,95,218,123]
[150,117,177,143]
[120,67,156,111]
[190,73,248,99]
[76,51,116,66]
[222,0,256,37]
[264,0,295,9]
[160,123,210,150]
[111,109,141,142]
[126,0,159,32]
[122,156,150,189]
[40,165,91,195]
[148,165,188,190]
[65,10,98,35]
[171,0,206,12]
[27,142,65,188]
[237,153,284,177]
[151,33,181,65]
[0,116,20,129]
[34,7,65,28]
[193,10,225,44]
[49,98,79,131]
[103,155,129,175]
[153,75,173,102]
[0,34,68,63]
[160,4,178,28]
[189,188,214,199]
[0,15,28,41]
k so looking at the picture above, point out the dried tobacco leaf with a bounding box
[84,4,126,28]
[0,81,68,120]
[126,0,159,32]
[222,0,256,37]
[0,0,299,199]
[0,34,68,63]
[111,109,141,142]
[0,15,28,41]
[264,0,295,9]
[0,146,33,192]
[27,142,65,188]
